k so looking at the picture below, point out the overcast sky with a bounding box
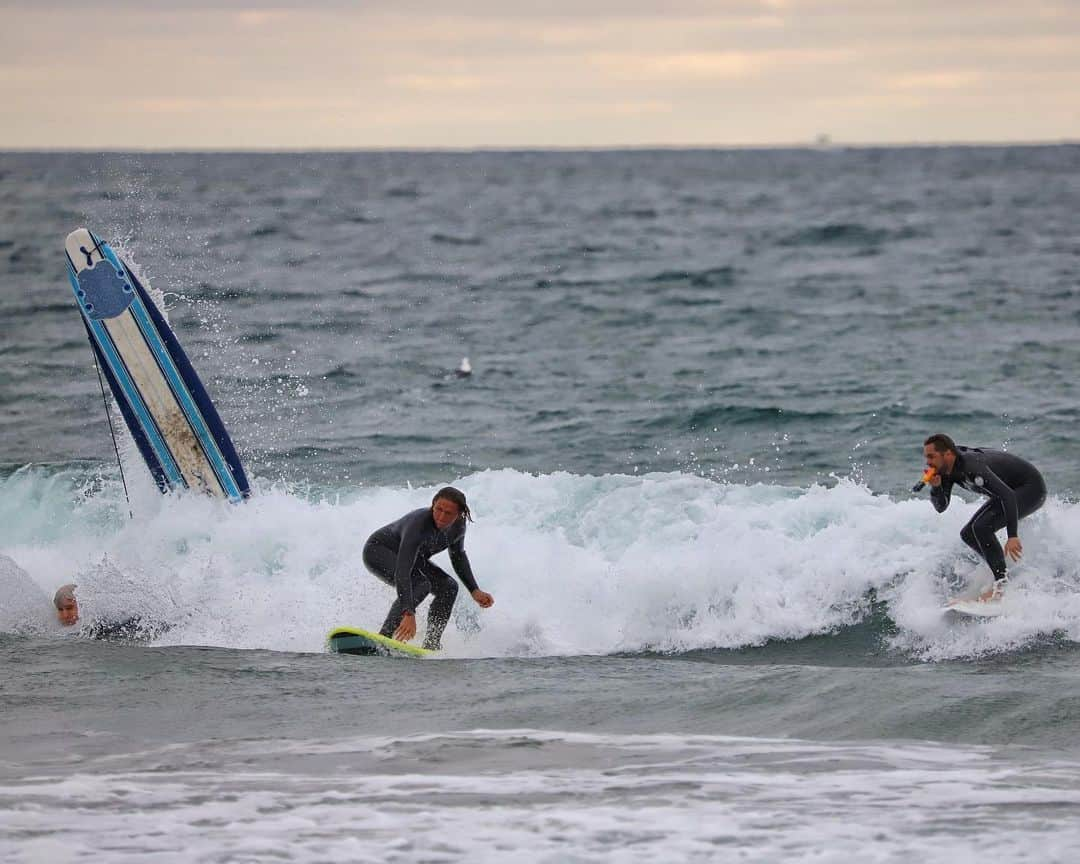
[2,1,1078,149]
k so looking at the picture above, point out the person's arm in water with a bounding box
[449,538,494,608]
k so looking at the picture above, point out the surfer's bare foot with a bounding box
[977,586,1003,602]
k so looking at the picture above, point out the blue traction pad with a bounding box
[75,260,136,320]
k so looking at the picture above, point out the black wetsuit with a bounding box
[931,447,1046,583]
[362,508,478,650]
[81,616,169,642]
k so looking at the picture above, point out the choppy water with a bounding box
[2,147,1080,861]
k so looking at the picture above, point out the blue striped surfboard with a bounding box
[64,228,250,502]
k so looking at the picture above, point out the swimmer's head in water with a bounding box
[54,583,79,626]
[431,486,472,528]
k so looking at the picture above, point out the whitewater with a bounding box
[4,465,1080,663]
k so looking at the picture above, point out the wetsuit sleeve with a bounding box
[930,479,951,513]
[393,524,422,614]
[979,468,1021,537]
[448,538,480,594]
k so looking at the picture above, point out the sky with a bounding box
[2,0,1078,149]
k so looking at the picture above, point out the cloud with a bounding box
[588,47,855,84]
[885,71,983,91]
[387,74,492,94]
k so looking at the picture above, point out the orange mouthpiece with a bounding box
[921,467,936,483]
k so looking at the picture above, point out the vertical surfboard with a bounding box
[64,228,250,502]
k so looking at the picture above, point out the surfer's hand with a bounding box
[394,612,416,642]
[929,473,942,487]
[1004,537,1023,561]
[471,589,494,608]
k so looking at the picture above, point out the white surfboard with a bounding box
[944,599,1005,618]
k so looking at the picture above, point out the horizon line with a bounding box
[2,138,1078,156]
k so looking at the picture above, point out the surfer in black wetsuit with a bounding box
[921,434,1046,601]
[362,487,494,650]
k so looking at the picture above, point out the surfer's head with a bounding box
[924,433,958,473]
[53,583,79,627]
[431,486,472,529]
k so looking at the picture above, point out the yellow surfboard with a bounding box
[327,626,434,658]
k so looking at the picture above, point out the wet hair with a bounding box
[432,486,473,523]
[54,583,77,609]
[924,434,958,455]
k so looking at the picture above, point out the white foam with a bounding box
[1,466,1078,659]
[2,730,1080,863]
[0,553,52,634]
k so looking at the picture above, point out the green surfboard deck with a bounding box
[327,625,434,658]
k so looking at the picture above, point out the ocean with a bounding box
[1,146,1079,861]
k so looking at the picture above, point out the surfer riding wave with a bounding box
[921,434,1046,602]
[361,487,494,650]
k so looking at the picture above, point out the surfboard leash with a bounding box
[91,352,134,520]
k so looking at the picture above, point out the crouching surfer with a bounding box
[362,486,494,650]
[919,434,1046,602]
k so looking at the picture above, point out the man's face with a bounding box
[56,598,79,627]
[432,498,462,530]
[924,444,948,472]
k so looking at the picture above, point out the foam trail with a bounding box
[5,730,1080,863]
[1,466,1078,659]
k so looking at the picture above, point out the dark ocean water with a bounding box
[4,148,1080,489]
[2,147,1080,861]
